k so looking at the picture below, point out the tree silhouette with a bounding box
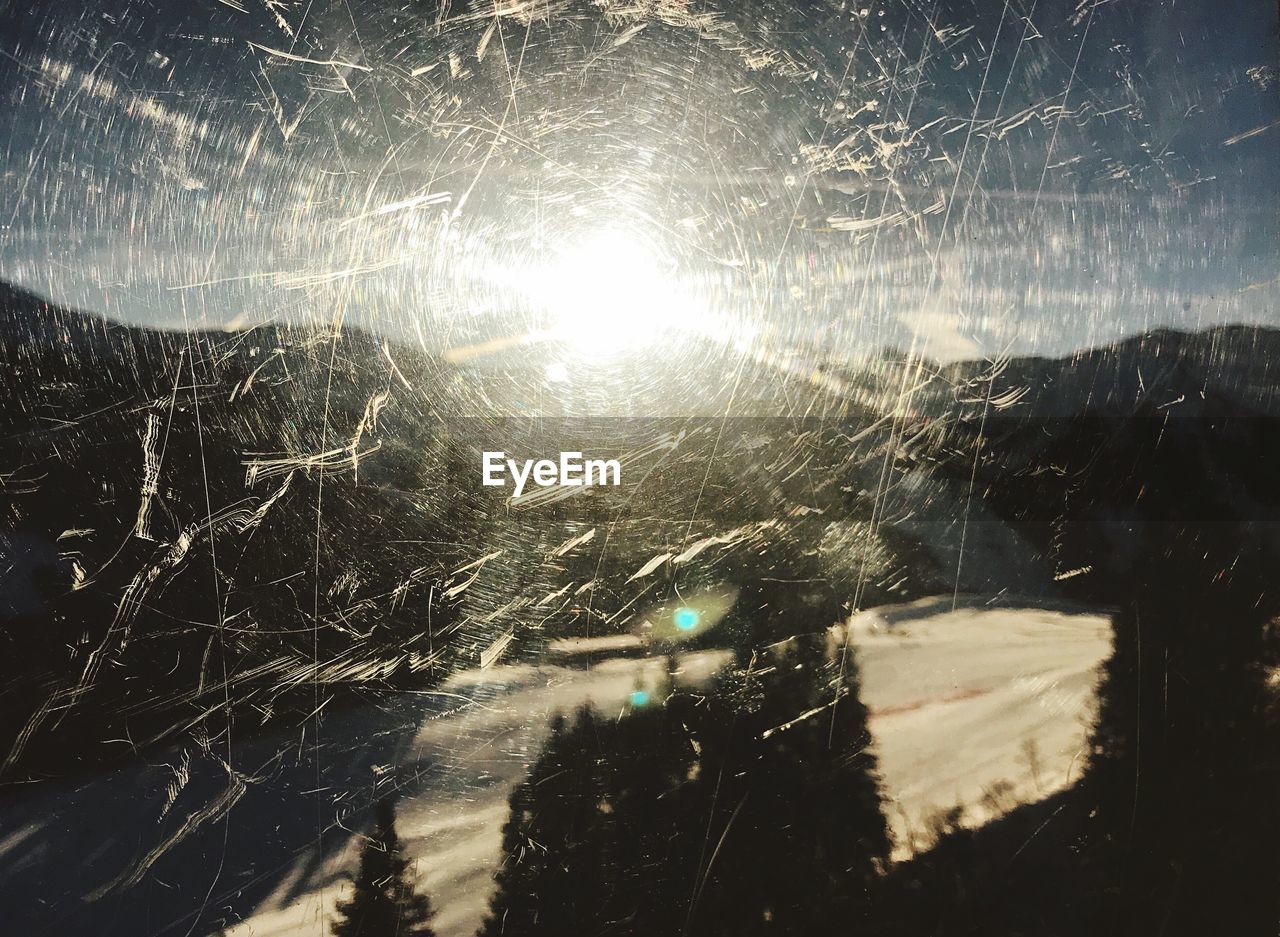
[687,575,890,936]
[477,710,613,937]
[478,698,699,937]
[1022,403,1280,936]
[332,797,437,937]
[480,562,892,937]
[907,398,1280,936]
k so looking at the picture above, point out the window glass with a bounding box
[0,2,1277,935]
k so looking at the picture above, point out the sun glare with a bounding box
[523,229,702,358]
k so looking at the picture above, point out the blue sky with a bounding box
[0,0,1275,364]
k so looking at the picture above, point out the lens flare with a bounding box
[674,607,699,631]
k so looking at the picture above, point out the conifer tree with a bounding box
[332,797,437,937]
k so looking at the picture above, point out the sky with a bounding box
[0,0,1276,368]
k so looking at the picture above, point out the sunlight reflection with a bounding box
[522,228,707,358]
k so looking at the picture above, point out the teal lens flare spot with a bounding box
[629,690,650,707]
[674,608,699,631]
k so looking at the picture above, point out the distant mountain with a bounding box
[0,283,480,778]
[2,279,1278,787]
[939,324,1280,417]
[0,284,913,779]
[910,322,1280,606]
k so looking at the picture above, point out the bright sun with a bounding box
[523,228,702,358]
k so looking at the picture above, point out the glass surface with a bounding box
[0,1,1277,935]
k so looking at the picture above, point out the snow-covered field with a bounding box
[851,596,1112,855]
[0,597,1110,937]
[227,597,1110,936]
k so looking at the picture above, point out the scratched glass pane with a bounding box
[1,1,1277,935]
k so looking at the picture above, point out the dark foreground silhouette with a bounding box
[333,797,438,937]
